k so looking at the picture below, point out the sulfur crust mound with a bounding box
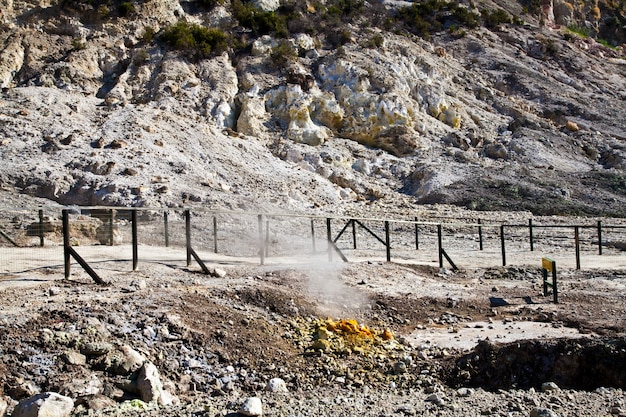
[308,318,397,355]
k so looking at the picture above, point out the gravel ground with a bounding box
[1,248,626,416]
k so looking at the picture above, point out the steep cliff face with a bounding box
[0,0,625,216]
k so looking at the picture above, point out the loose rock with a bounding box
[239,397,263,416]
[12,392,74,417]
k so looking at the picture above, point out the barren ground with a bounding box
[1,236,626,416]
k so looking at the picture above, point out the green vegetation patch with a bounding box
[396,0,480,38]
[232,0,288,37]
[161,21,231,59]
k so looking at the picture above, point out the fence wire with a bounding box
[1,207,625,276]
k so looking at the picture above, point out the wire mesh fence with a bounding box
[1,206,625,278]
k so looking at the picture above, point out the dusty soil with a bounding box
[1,246,626,416]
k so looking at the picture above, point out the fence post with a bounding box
[258,214,265,265]
[326,218,332,262]
[185,210,191,266]
[311,219,316,254]
[542,257,558,304]
[501,225,506,266]
[265,220,270,258]
[529,218,534,252]
[437,224,443,268]
[414,217,419,250]
[109,209,115,246]
[164,212,169,247]
[575,226,580,270]
[132,209,138,271]
[213,216,218,253]
[597,220,602,255]
[385,221,391,262]
[352,219,357,249]
[39,209,45,247]
[478,218,483,251]
[63,209,71,279]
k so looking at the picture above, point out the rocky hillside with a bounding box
[0,0,625,217]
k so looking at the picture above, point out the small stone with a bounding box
[565,121,579,132]
[130,280,147,290]
[530,407,560,417]
[109,139,127,149]
[213,268,227,278]
[83,394,116,411]
[396,404,416,415]
[393,361,407,374]
[425,393,446,406]
[456,387,474,397]
[60,134,74,145]
[610,406,625,415]
[541,382,560,392]
[266,378,288,393]
[62,351,87,366]
[122,168,138,176]
[81,342,113,356]
[239,397,263,416]
[12,392,74,417]
[49,287,61,296]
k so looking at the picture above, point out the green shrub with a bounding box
[118,1,135,17]
[396,0,479,38]
[197,0,225,8]
[453,5,479,28]
[269,41,297,66]
[72,38,87,50]
[365,33,384,48]
[161,21,230,59]
[566,24,592,38]
[141,26,156,43]
[232,0,288,37]
[481,8,512,29]
[133,49,149,65]
[97,4,110,19]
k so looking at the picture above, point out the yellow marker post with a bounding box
[541,257,558,303]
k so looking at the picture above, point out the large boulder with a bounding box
[136,362,177,406]
[12,392,74,417]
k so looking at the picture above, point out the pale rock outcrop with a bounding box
[0,396,7,417]
[309,91,344,130]
[207,5,232,27]
[137,0,186,28]
[0,33,25,88]
[237,94,270,137]
[127,55,238,126]
[0,0,14,25]
[252,35,279,56]
[294,34,317,52]
[252,0,280,11]
[12,392,74,417]
[283,85,332,145]
[197,55,239,128]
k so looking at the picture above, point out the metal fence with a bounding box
[1,206,626,281]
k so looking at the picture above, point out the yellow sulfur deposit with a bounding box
[308,318,395,355]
